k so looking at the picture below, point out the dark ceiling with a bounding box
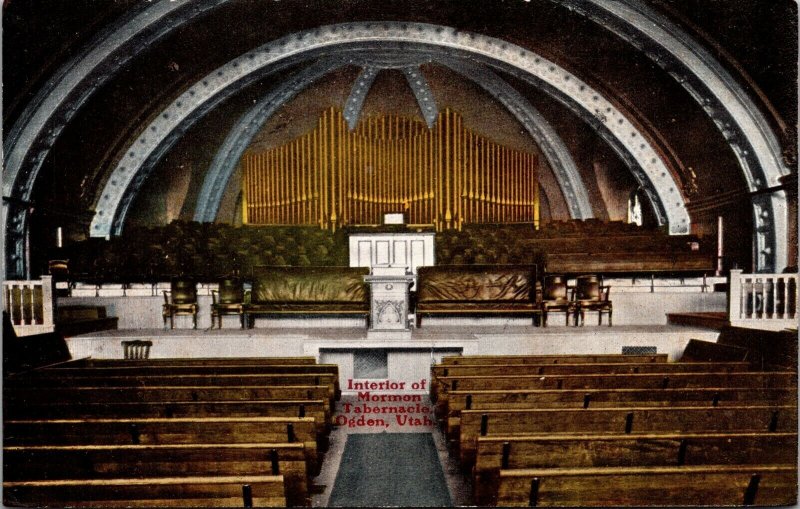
[3,0,796,273]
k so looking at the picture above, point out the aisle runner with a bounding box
[328,433,452,507]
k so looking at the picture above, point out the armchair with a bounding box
[574,274,612,326]
[162,278,198,329]
[211,278,246,329]
[541,275,575,327]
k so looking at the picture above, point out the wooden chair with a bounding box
[211,278,246,329]
[574,274,612,326]
[122,340,152,360]
[162,278,198,329]
[540,275,575,326]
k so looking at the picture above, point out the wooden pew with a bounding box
[5,373,340,403]
[65,356,319,367]
[5,443,311,506]
[4,475,288,507]
[474,432,798,505]
[37,363,339,376]
[495,465,797,507]
[4,417,321,474]
[458,405,798,466]
[4,385,331,407]
[430,362,753,401]
[4,399,331,434]
[19,363,341,398]
[442,387,797,436]
[432,362,751,379]
[440,354,668,365]
[434,371,796,408]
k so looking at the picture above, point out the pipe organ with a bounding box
[242,107,539,231]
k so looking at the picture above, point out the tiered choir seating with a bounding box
[3,355,339,507]
[436,220,713,274]
[58,219,711,286]
[430,353,797,506]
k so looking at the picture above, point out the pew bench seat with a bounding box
[4,475,288,507]
[5,443,312,507]
[473,432,798,505]
[496,465,797,507]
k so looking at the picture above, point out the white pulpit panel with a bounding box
[410,240,427,273]
[375,240,391,265]
[357,241,372,268]
[349,232,435,276]
[393,241,408,266]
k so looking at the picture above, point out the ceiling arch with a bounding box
[91,23,688,239]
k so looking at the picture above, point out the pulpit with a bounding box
[365,267,415,339]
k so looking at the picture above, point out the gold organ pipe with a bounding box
[344,123,350,225]
[368,117,374,222]
[275,144,280,224]
[444,109,451,229]
[459,114,465,229]
[246,156,252,222]
[518,150,523,222]
[285,142,291,224]
[287,140,292,224]
[323,110,329,229]
[505,146,510,223]
[314,124,320,227]
[257,152,262,223]
[295,137,301,224]
[359,128,364,223]
[250,154,256,223]
[534,154,539,228]
[531,153,535,223]
[272,145,277,224]
[291,139,297,224]
[301,134,307,224]
[516,151,520,222]
[267,147,272,224]
[520,151,525,222]
[265,149,270,222]
[428,123,434,225]
[279,144,285,224]
[492,142,497,222]
[241,109,539,229]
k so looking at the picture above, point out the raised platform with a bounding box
[65,325,721,390]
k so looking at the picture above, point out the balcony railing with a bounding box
[728,270,798,331]
[3,276,55,336]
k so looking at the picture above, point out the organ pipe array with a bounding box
[242,107,539,231]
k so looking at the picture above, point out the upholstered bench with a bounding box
[415,265,541,327]
[244,266,370,327]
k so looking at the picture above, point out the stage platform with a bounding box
[65,324,721,390]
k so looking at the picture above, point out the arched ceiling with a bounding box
[2,0,796,277]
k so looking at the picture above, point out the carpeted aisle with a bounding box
[328,433,453,507]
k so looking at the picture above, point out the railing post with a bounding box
[728,269,742,322]
[40,275,54,329]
